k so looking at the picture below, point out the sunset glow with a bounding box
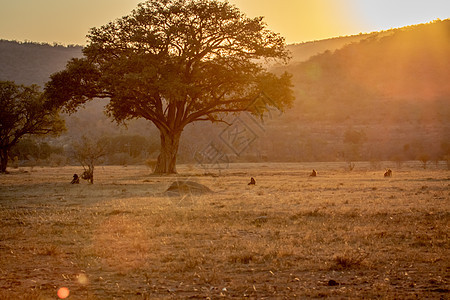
[0,0,448,45]
[228,0,361,43]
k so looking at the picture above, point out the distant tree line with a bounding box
[9,134,160,168]
[5,126,450,170]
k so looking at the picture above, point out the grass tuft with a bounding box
[332,252,368,270]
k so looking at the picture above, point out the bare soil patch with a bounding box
[0,162,448,299]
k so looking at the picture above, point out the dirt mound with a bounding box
[165,180,213,196]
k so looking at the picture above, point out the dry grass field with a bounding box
[0,162,448,299]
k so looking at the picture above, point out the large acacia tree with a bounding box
[0,81,65,173]
[45,0,293,174]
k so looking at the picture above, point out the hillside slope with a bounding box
[281,20,450,122]
[286,33,373,63]
[266,20,450,162]
[0,40,82,86]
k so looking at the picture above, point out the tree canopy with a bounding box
[45,0,294,173]
[0,81,65,172]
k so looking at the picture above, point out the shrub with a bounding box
[48,153,67,167]
[145,158,157,171]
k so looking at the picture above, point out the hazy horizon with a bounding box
[0,0,448,45]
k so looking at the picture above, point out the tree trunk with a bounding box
[81,166,94,184]
[154,130,181,174]
[88,165,94,184]
[0,147,9,173]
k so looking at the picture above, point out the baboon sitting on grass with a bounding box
[384,169,392,177]
[310,169,317,177]
[248,177,256,185]
[71,174,80,184]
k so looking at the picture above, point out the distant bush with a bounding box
[391,155,404,168]
[145,159,157,172]
[108,153,133,166]
[369,159,381,170]
[443,155,450,170]
[417,153,430,169]
[11,156,19,169]
[10,138,63,161]
[48,153,67,167]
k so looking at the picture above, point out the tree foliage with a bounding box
[10,138,63,161]
[0,81,65,173]
[45,0,294,173]
[102,135,157,158]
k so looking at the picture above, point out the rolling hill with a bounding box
[0,40,82,86]
[267,19,450,162]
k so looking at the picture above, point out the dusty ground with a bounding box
[0,162,448,299]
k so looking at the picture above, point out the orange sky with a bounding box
[228,0,360,43]
[0,0,448,45]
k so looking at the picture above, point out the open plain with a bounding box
[0,162,448,299]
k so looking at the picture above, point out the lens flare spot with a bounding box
[77,273,89,285]
[57,287,70,299]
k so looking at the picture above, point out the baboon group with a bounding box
[247,169,315,186]
[70,170,93,184]
[247,168,392,186]
[71,168,393,185]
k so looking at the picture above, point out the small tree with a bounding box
[72,136,107,184]
[391,155,404,168]
[417,153,430,169]
[45,0,293,174]
[444,154,450,170]
[441,142,450,170]
[342,128,367,165]
[0,81,65,173]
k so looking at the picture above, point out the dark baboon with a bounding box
[248,177,256,185]
[71,174,80,184]
[384,169,392,177]
[310,169,317,177]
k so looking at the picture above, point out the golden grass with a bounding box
[0,162,448,299]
